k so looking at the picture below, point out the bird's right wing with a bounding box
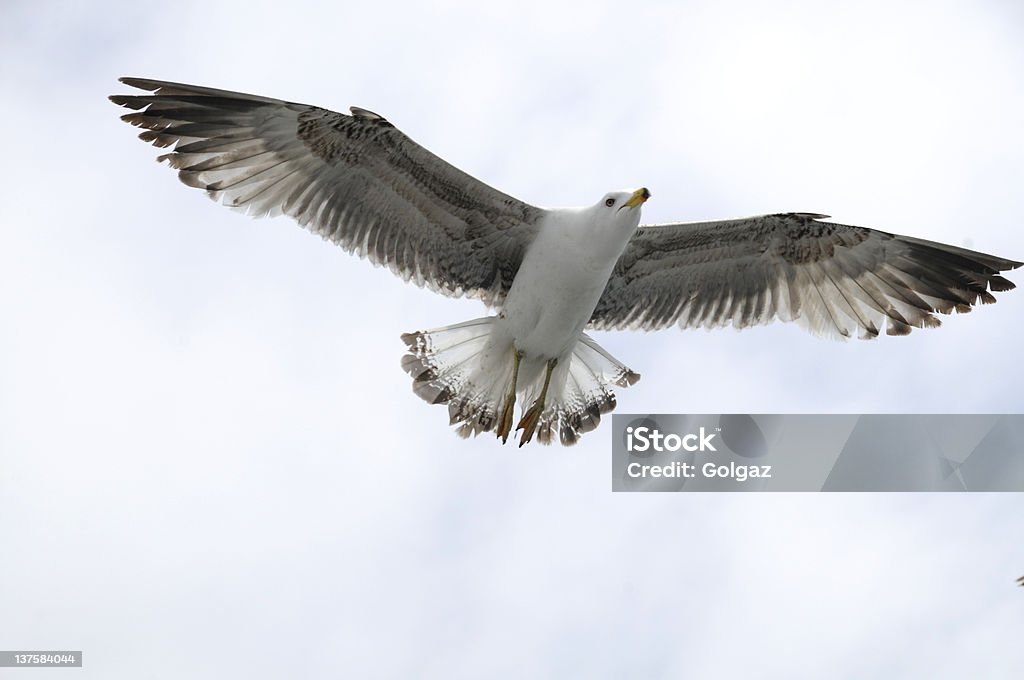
[111,78,546,306]
[590,213,1020,338]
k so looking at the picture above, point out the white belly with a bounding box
[499,211,626,360]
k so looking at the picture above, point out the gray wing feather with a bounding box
[590,213,1021,339]
[110,78,545,305]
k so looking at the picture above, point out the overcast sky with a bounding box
[1,0,1023,677]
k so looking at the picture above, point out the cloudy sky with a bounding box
[1,0,1023,677]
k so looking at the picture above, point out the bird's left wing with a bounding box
[110,78,545,306]
[590,213,1020,338]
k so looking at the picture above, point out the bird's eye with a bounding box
[604,198,615,207]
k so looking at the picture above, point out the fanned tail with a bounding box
[553,333,640,444]
[402,318,639,445]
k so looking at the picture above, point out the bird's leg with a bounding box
[497,349,522,444]
[517,358,557,447]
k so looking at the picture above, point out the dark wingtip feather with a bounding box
[109,94,146,109]
[886,319,913,336]
[989,275,1016,292]
[178,172,207,189]
[118,77,165,92]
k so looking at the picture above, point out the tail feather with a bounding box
[400,318,493,406]
[402,317,639,445]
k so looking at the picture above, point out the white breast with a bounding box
[500,207,635,360]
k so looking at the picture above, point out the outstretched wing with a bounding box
[590,213,1020,338]
[110,78,545,306]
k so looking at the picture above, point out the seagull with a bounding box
[111,78,1021,446]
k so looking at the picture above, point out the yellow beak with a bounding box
[623,187,651,210]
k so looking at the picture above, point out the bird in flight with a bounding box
[111,78,1021,446]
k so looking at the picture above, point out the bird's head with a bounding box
[594,187,650,231]
[578,187,650,260]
